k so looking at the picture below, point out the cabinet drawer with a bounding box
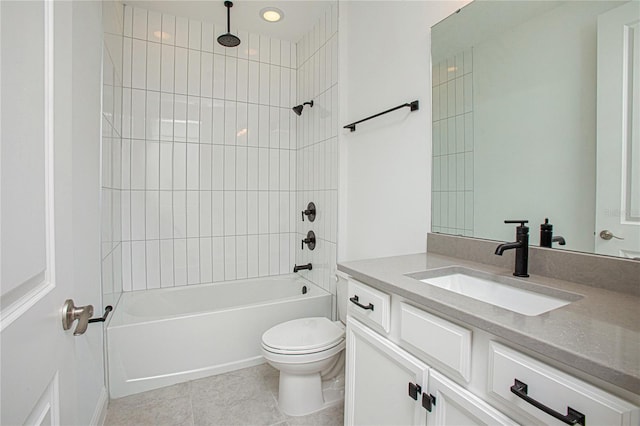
[347,279,390,333]
[488,342,639,426]
[399,303,472,382]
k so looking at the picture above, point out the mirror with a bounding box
[431,0,640,259]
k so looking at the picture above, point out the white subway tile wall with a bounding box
[102,2,125,308]
[431,49,474,237]
[294,4,339,298]
[120,6,303,290]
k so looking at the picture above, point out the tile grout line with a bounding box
[196,19,203,286]
[157,26,163,289]
[143,10,149,292]
[169,11,177,289]
[185,22,192,285]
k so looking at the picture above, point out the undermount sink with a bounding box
[407,267,581,316]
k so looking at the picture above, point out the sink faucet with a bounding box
[495,220,530,277]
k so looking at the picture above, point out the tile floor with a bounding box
[104,364,345,426]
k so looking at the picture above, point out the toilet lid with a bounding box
[262,317,345,353]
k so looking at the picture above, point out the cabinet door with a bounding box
[427,370,519,426]
[346,317,429,426]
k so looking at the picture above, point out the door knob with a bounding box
[61,299,94,336]
[599,230,624,240]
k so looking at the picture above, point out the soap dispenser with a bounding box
[540,218,554,248]
[540,218,566,248]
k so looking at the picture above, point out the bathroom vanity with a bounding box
[338,247,640,425]
[338,1,640,423]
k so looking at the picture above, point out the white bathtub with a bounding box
[107,275,331,398]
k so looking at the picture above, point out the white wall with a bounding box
[120,6,299,290]
[338,1,469,262]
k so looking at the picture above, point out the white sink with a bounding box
[409,268,580,316]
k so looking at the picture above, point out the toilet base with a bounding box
[278,372,344,417]
[278,372,323,416]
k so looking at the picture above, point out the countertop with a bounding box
[338,252,640,395]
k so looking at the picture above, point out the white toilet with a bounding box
[261,281,347,416]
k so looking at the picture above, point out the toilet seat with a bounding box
[262,317,345,355]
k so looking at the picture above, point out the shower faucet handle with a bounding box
[301,202,316,222]
[301,230,316,250]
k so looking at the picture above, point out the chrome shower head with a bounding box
[292,100,313,116]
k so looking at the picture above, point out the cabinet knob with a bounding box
[408,382,421,400]
[422,393,436,412]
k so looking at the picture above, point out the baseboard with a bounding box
[90,386,109,426]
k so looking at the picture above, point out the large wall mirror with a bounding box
[431,0,640,260]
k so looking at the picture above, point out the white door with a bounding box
[1,1,105,424]
[345,317,429,426]
[595,1,640,259]
[426,370,518,426]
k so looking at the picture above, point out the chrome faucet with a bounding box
[495,220,530,277]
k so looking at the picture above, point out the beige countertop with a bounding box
[338,252,640,396]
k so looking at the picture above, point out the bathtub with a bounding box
[107,275,331,398]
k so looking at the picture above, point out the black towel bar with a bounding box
[343,100,419,132]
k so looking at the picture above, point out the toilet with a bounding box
[261,280,347,416]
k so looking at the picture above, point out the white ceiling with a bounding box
[125,0,334,42]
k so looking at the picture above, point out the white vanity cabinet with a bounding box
[345,317,429,425]
[345,278,518,426]
[344,278,639,426]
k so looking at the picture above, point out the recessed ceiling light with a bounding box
[260,7,284,23]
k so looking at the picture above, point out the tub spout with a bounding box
[293,263,312,273]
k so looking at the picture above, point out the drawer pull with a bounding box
[349,295,374,311]
[510,379,586,425]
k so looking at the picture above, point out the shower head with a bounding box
[218,32,241,47]
[218,1,241,47]
[292,100,314,116]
